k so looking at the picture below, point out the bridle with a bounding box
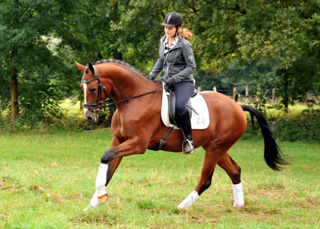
[81,65,107,113]
[81,65,161,113]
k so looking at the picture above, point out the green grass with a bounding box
[0,130,319,228]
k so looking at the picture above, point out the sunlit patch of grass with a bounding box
[60,98,81,117]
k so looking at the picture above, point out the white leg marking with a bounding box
[178,190,199,209]
[95,163,108,190]
[89,188,99,208]
[233,183,244,207]
[86,164,108,209]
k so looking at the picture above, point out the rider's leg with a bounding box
[176,110,194,153]
[173,81,194,154]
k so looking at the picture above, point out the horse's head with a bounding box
[76,62,110,122]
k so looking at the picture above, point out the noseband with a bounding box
[81,65,107,113]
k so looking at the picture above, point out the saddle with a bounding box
[161,85,209,130]
[166,88,196,127]
[150,84,209,151]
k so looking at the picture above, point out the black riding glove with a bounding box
[164,77,175,87]
[164,78,175,91]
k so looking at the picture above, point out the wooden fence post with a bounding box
[272,88,276,104]
[233,87,237,101]
[213,86,217,92]
[197,87,201,92]
[245,85,249,103]
[306,93,313,107]
[256,84,261,102]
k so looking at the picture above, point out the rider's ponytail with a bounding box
[179,28,192,41]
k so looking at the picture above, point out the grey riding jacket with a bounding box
[149,34,196,83]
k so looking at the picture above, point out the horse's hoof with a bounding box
[83,193,108,211]
[89,189,109,209]
[233,203,244,210]
[97,193,108,204]
[233,205,244,211]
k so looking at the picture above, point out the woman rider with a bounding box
[149,12,196,154]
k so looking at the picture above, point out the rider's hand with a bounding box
[164,77,175,87]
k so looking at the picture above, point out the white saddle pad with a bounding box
[161,87,210,130]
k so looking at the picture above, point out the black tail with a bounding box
[242,105,288,171]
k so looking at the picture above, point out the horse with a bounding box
[75,60,287,210]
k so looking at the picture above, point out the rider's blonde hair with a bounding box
[179,28,192,41]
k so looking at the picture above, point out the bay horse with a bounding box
[75,60,287,210]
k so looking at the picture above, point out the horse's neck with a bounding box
[102,65,154,102]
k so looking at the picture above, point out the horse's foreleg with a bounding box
[86,136,148,210]
[218,152,244,207]
[178,148,222,209]
[86,138,124,210]
[100,136,148,164]
[87,157,123,209]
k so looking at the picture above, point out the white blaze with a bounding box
[83,83,89,114]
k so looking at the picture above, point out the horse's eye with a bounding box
[90,88,97,93]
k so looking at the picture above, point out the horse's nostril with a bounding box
[87,116,93,122]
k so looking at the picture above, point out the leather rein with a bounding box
[81,65,160,112]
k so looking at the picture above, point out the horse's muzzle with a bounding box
[83,108,99,123]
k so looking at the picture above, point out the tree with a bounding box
[0,0,76,122]
[191,0,320,110]
[1,0,319,127]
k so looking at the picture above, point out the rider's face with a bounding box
[164,26,177,38]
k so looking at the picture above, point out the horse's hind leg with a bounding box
[178,147,224,209]
[218,152,244,207]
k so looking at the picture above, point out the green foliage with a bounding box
[0,0,77,124]
[271,109,320,142]
[275,57,320,109]
[0,0,319,127]
[243,108,320,142]
[191,0,320,109]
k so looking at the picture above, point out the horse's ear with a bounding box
[88,63,95,74]
[75,61,86,73]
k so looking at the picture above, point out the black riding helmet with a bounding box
[162,12,183,27]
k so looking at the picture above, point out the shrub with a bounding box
[243,108,320,142]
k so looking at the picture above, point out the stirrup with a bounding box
[182,139,194,154]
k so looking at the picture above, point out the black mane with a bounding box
[95,59,147,78]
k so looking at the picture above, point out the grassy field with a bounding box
[0,130,319,228]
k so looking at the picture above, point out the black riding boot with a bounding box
[176,110,194,154]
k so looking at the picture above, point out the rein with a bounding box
[103,89,160,108]
[82,65,161,112]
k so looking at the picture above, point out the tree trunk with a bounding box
[10,67,19,121]
[10,49,19,121]
[283,74,289,113]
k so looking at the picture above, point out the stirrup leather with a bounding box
[182,139,194,154]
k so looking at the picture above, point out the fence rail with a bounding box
[197,84,320,106]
